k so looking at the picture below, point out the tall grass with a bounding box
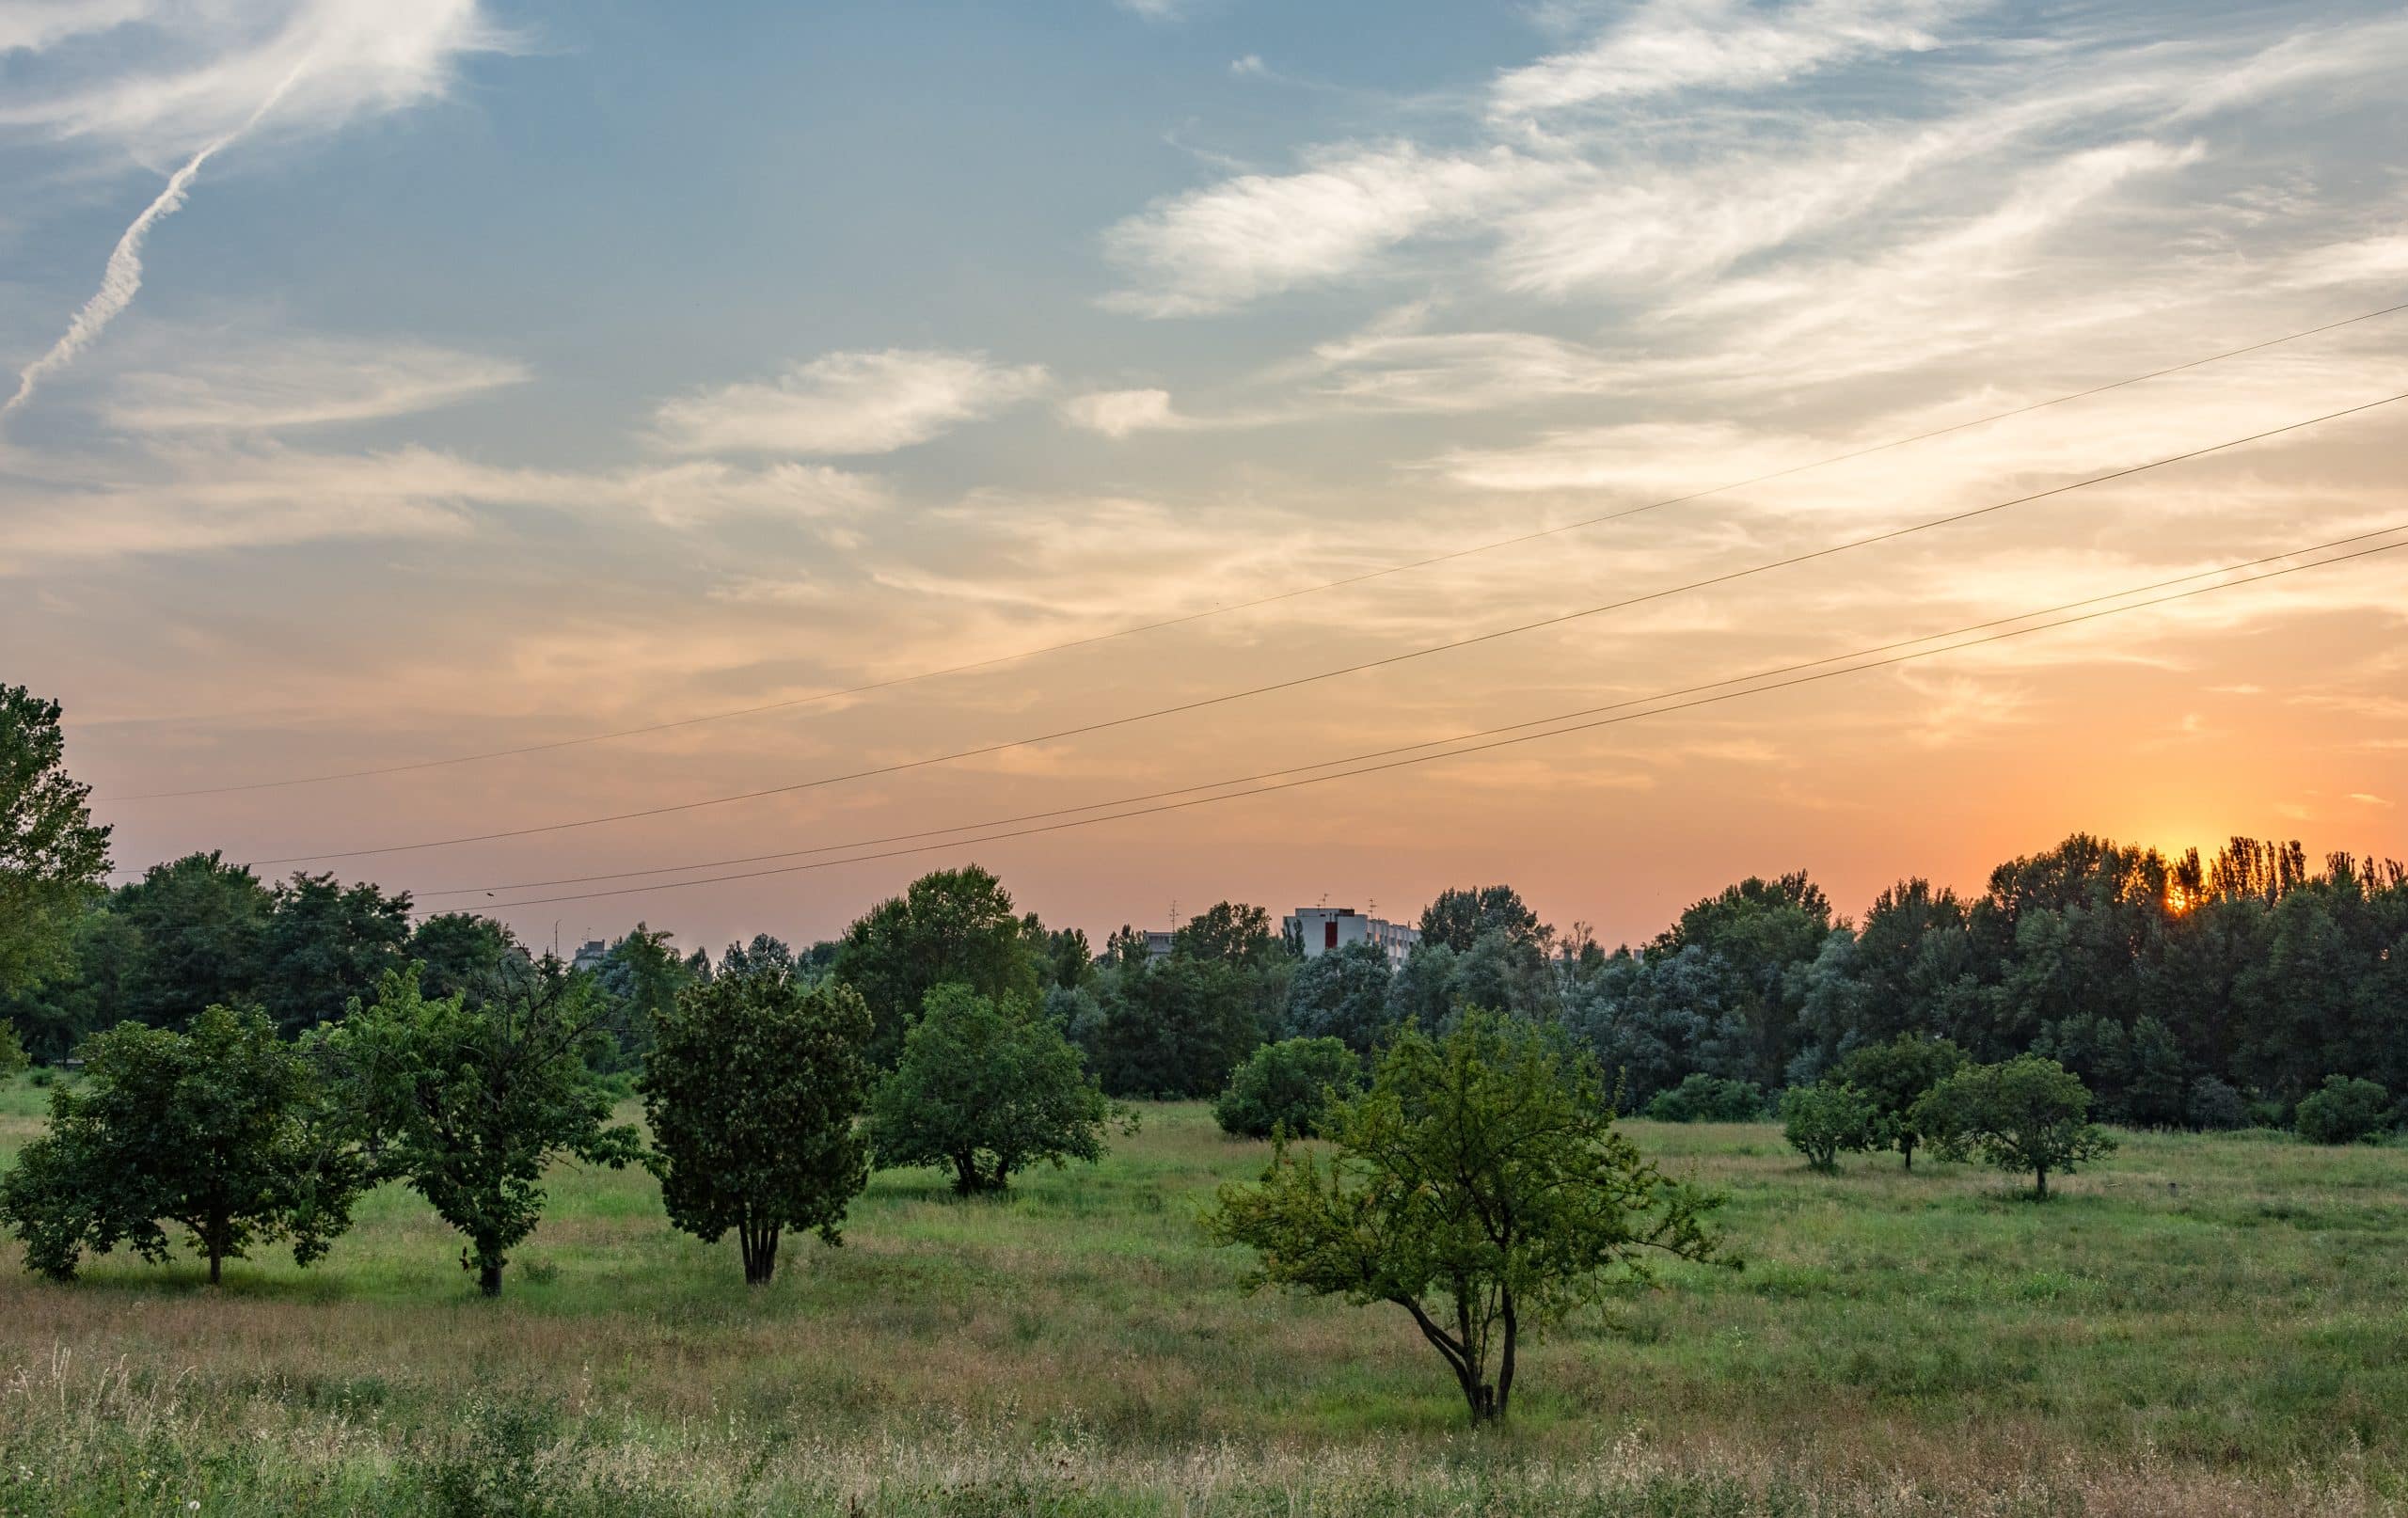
[2,1078,2402,1514]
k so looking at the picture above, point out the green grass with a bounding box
[2,1075,2404,1515]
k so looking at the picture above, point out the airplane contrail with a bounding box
[3,69,303,420]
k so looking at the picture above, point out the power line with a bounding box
[419,523,2408,899]
[467,535,2408,911]
[240,387,2408,868]
[104,296,2408,802]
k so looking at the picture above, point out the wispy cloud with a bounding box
[103,334,530,432]
[649,349,1050,456]
[0,1,509,416]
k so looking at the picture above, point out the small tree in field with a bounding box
[1203,1011,1729,1424]
[1834,1035,1967,1170]
[642,969,876,1285]
[1914,1055,2115,1200]
[2294,1075,2391,1144]
[867,984,1120,1194]
[329,963,638,1295]
[0,1005,360,1283]
[1212,1036,1362,1139]
[0,1020,24,1077]
[1781,1083,1875,1172]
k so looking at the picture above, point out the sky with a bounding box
[3,0,2403,957]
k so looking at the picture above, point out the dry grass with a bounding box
[2,1078,2403,1514]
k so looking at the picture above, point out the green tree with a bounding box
[0,1005,361,1283]
[641,969,875,1285]
[1174,901,1284,966]
[407,912,524,1002]
[1914,1055,2116,1200]
[1094,953,1266,1098]
[2293,1075,2391,1144]
[1833,1035,1967,1169]
[0,685,112,1000]
[835,865,1041,1065]
[329,962,638,1295]
[594,923,692,1067]
[1642,1073,1765,1123]
[1780,1083,1876,1172]
[1212,1036,1362,1139]
[0,1019,24,1076]
[1282,941,1396,1055]
[1203,1012,1729,1424]
[1417,885,1545,954]
[110,851,272,1029]
[867,985,1119,1194]
[258,871,414,1035]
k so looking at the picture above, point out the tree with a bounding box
[1212,1036,1362,1139]
[1203,1012,1728,1424]
[1174,902,1283,967]
[1833,1035,1967,1169]
[1780,1083,1876,1172]
[109,851,272,1030]
[408,912,524,1003]
[258,872,414,1035]
[835,865,1041,1065]
[1914,1055,2116,1200]
[0,1005,361,1283]
[641,968,875,1285]
[2294,1075,2391,1144]
[0,1019,24,1077]
[1282,941,1397,1055]
[1093,954,1266,1098]
[328,963,638,1295]
[0,685,112,1000]
[1417,885,1545,955]
[1643,1073,1764,1123]
[866,985,1119,1194]
[594,923,693,1066]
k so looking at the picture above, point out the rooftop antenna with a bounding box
[1368,897,1378,922]
[1169,897,1180,930]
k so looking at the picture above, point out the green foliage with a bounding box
[1417,884,1546,954]
[0,1019,24,1077]
[1203,1011,1728,1424]
[1833,1035,1968,1168]
[0,1004,361,1282]
[258,871,414,1035]
[326,963,638,1295]
[867,984,1121,1194]
[1643,1073,1766,1123]
[1093,953,1267,1098]
[642,968,875,1285]
[2293,1075,2392,1145]
[0,684,113,1002]
[1914,1055,2117,1199]
[835,866,1041,1066]
[1780,1083,1876,1172]
[593,923,692,1067]
[1172,900,1286,966]
[1212,1036,1361,1138]
[407,912,524,1003]
[1281,940,1396,1054]
[2186,1075,2250,1131]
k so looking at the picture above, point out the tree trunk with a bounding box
[740,1225,780,1286]
[990,1157,1011,1192]
[953,1152,981,1195]
[1901,1135,1915,1172]
[1495,1290,1518,1422]
[478,1257,504,1296]
[2034,1162,2049,1201]
[207,1250,223,1286]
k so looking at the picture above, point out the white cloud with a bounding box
[1230,55,1267,78]
[104,335,530,431]
[1061,388,1181,437]
[0,443,887,574]
[1491,0,1967,118]
[1114,0,1191,20]
[1101,145,1553,316]
[649,349,1050,457]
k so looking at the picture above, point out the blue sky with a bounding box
[3,0,2403,951]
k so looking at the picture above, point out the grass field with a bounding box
[3,1074,2405,1516]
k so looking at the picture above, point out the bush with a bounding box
[2294,1075,2391,1145]
[2184,1076,2250,1131]
[1780,1083,1876,1171]
[1644,1073,1766,1123]
[1213,1037,1362,1138]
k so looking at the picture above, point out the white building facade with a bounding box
[1283,908,1419,965]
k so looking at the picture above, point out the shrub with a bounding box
[1780,1083,1876,1172]
[2294,1076,2391,1145]
[1833,1035,1967,1168]
[1213,1037,1362,1138]
[1644,1073,1766,1123]
[2184,1076,2250,1131]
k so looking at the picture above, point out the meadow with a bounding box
[3,1074,2404,1517]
